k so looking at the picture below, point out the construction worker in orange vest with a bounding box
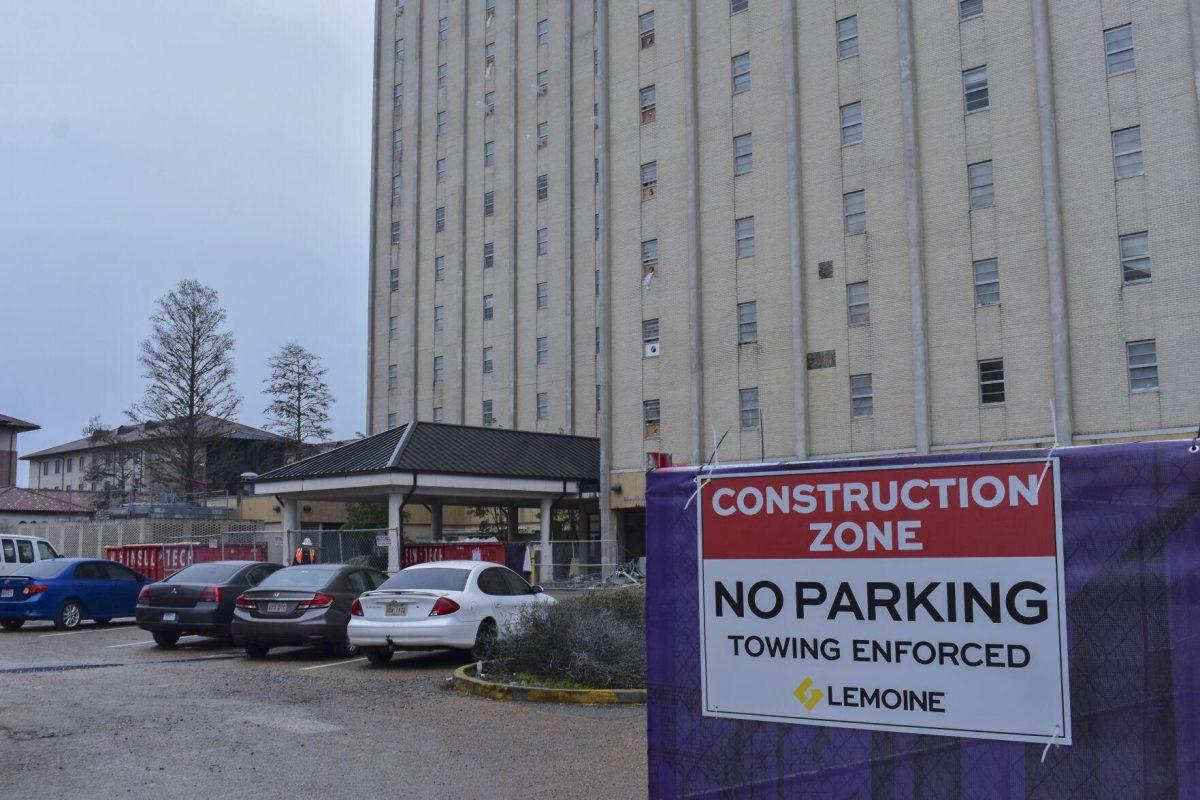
[293,537,317,565]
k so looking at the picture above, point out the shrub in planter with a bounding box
[493,587,646,690]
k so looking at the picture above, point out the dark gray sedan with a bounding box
[230,564,388,658]
[136,560,282,647]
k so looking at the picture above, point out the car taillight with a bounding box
[21,584,48,597]
[297,593,334,610]
[199,586,220,603]
[137,585,150,604]
[350,598,364,616]
[430,597,460,616]
[235,594,256,610]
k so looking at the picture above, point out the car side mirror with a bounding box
[530,584,544,594]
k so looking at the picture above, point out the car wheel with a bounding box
[244,643,271,659]
[472,619,498,659]
[322,640,359,658]
[94,618,112,626]
[54,600,83,631]
[1,618,25,631]
[365,647,393,665]
[153,631,181,648]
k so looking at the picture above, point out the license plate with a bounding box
[385,602,407,617]
[1,589,12,599]
[266,602,288,614]
[161,612,177,622]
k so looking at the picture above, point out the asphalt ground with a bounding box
[0,618,647,799]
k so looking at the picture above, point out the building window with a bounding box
[537,392,549,421]
[639,11,655,48]
[436,158,446,183]
[735,217,755,259]
[393,82,404,106]
[537,18,549,45]
[641,239,660,273]
[390,222,401,244]
[537,337,549,364]
[484,241,494,269]
[437,110,447,136]
[739,388,760,429]
[1119,232,1150,282]
[1112,126,1143,179]
[484,91,495,113]
[537,281,548,309]
[482,346,494,373]
[537,227,549,255]
[42,462,48,476]
[731,52,751,94]
[484,191,495,216]
[484,140,495,166]
[435,256,445,281]
[432,406,443,423]
[433,355,445,381]
[1105,24,1135,76]
[840,102,862,146]
[968,160,994,209]
[537,173,548,201]
[1127,339,1158,390]
[644,399,661,438]
[483,294,494,321]
[437,63,447,89]
[843,190,866,235]
[438,16,448,43]
[485,42,496,69]
[390,268,400,292]
[978,359,1005,404]
[482,399,494,425]
[641,161,658,199]
[388,364,399,390]
[393,129,404,154]
[434,306,445,331]
[537,120,548,146]
[836,16,858,60]
[731,0,749,14]
[963,66,989,112]
[850,374,873,418]
[392,174,403,198]
[973,258,1000,306]
[395,38,405,59]
[736,301,758,343]
[389,315,399,339]
[640,85,657,123]
[435,206,446,232]
[959,0,983,20]
[387,413,398,429]
[66,457,73,473]
[643,318,660,356]
[733,133,753,175]
[847,281,870,325]
[537,70,548,94]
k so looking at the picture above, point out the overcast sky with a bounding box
[0,2,375,485]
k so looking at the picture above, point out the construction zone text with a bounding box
[697,459,1071,745]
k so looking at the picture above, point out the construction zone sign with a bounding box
[697,458,1071,744]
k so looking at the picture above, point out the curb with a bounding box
[451,663,646,705]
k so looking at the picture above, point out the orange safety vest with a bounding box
[294,547,315,565]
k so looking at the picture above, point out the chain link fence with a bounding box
[527,539,642,589]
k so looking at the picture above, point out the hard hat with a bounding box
[301,538,313,547]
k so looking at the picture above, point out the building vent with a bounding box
[806,350,836,370]
[644,341,661,358]
[818,260,834,279]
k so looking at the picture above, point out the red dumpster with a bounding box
[402,542,506,568]
[104,542,268,581]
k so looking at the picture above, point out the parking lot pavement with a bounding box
[0,619,648,800]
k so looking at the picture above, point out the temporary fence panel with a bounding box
[645,440,1200,799]
[402,542,506,568]
[525,539,632,587]
[104,541,270,581]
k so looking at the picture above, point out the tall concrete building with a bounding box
[368,0,1200,551]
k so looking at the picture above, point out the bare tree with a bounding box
[262,342,333,459]
[79,417,140,506]
[127,280,240,494]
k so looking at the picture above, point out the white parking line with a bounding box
[298,657,367,671]
[39,627,121,638]
[106,635,197,649]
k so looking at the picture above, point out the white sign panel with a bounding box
[697,458,1071,744]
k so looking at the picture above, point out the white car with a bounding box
[348,560,555,664]
[0,534,61,576]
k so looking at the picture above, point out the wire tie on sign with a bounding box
[1040,725,1063,763]
[1036,401,1061,494]
[685,427,731,510]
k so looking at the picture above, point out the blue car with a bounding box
[0,558,152,631]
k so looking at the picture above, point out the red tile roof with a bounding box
[0,487,94,514]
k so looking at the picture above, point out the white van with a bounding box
[0,534,62,576]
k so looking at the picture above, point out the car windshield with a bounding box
[256,567,335,590]
[379,567,470,592]
[166,563,244,583]
[13,560,70,579]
